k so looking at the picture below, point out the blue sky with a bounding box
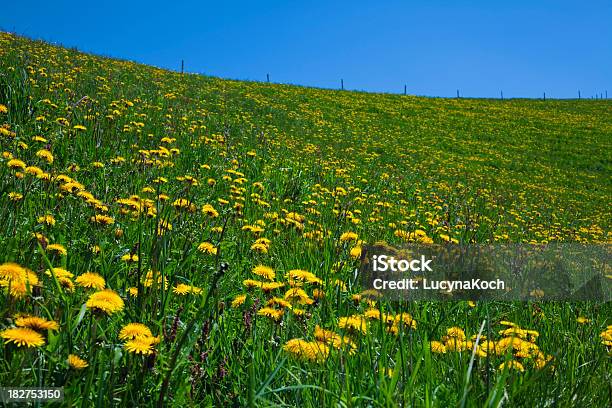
[1,1,610,98]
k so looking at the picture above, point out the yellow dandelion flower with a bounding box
[202,204,219,217]
[121,253,139,263]
[1,327,45,348]
[67,354,88,369]
[252,265,275,280]
[15,316,59,331]
[283,339,329,362]
[119,323,153,340]
[286,269,323,286]
[250,242,269,253]
[45,267,73,279]
[7,159,26,170]
[257,307,284,321]
[35,149,54,163]
[231,294,247,308]
[46,243,67,256]
[8,192,23,201]
[75,272,106,290]
[37,214,56,226]
[339,232,358,242]
[123,337,155,355]
[430,341,447,353]
[260,281,285,292]
[0,262,26,281]
[338,315,368,335]
[314,325,356,354]
[197,242,218,255]
[86,289,125,315]
[284,287,314,305]
[173,284,202,295]
[90,214,115,226]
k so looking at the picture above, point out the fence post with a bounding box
[456,89,459,98]
[543,92,546,101]
[501,90,504,100]
[578,90,581,99]
[341,79,344,90]
[181,60,184,74]
[404,84,407,95]
[267,73,270,83]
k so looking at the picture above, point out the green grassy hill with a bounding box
[0,32,610,406]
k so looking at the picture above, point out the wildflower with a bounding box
[59,277,75,292]
[243,279,264,289]
[257,307,284,321]
[86,289,125,315]
[349,246,362,259]
[197,242,218,255]
[250,242,269,253]
[124,337,156,355]
[36,149,54,163]
[119,323,153,340]
[45,267,74,279]
[202,204,219,217]
[24,166,42,177]
[283,339,329,362]
[261,282,285,292]
[231,294,247,308]
[0,267,39,298]
[314,325,356,354]
[172,198,196,212]
[0,104,7,113]
[142,270,168,289]
[445,327,466,341]
[0,327,45,348]
[46,243,67,256]
[121,253,139,263]
[430,341,447,353]
[576,316,590,324]
[173,284,202,295]
[8,192,23,201]
[75,272,106,290]
[67,354,88,369]
[338,315,368,335]
[90,214,115,226]
[340,232,358,242]
[252,265,275,280]
[7,159,26,170]
[15,316,59,331]
[286,269,323,286]
[73,125,87,131]
[37,214,56,226]
[284,287,314,305]
[0,262,26,281]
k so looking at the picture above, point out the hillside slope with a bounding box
[0,32,610,406]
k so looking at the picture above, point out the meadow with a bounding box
[0,32,610,407]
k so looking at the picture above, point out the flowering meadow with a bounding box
[0,32,610,406]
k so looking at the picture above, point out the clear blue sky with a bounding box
[1,1,610,98]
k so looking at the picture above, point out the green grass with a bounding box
[0,32,610,407]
